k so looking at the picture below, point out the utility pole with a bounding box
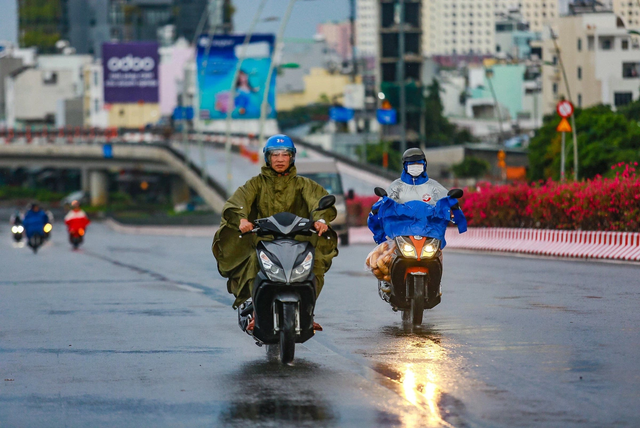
[350,0,357,83]
[223,0,268,196]
[258,0,297,147]
[550,28,579,180]
[485,67,505,144]
[397,0,407,154]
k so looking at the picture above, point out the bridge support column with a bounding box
[171,175,191,206]
[89,170,108,206]
[80,168,90,193]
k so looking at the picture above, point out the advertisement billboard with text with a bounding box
[102,42,159,103]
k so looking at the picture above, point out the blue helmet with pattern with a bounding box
[263,134,296,166]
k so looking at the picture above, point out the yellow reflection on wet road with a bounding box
[374,327,461,428]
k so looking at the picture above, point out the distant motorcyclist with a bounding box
[64,200,90,233]
[212,134,338,330]
[23,203,49,250]
[10,210,23,226]
[388,148,449,205]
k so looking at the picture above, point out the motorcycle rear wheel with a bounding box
[279,302,297,364]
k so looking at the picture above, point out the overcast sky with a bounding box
[232,0,350,39]
[0,0,17,43]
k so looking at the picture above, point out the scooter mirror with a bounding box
[374,187,387,197]
[448,188,464,199]
[316,195,336,211]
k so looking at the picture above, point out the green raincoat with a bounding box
[212,165,338,308]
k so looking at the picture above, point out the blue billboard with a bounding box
[196,34,276,120]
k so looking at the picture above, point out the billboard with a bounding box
[196,34,276,120]
[102,42,159,103]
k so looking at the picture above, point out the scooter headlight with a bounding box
[43,223,52,233]
[396,237,417,259]
[259,251,286,282]
[12,226,20,233]
[421,239,440,259]
[290,252,313,283]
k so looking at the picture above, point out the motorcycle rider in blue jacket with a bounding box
[23,203,50,246]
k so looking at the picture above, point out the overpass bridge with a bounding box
[0,131,395,211]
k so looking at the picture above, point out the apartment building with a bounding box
[357,0,379,58]
[541,11,640,114]
[422,0,559,56]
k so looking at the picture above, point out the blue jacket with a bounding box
[23,210,49,238]
[368,196,467,247]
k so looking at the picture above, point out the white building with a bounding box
[82,62,108,128]
[5,67,76,127]
[541,11,640,114]
[357,0,379,58]
[422,0,559,56]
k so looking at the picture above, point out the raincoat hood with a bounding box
[401,160,429,185]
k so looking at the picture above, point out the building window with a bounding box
[622,39,629,50]
[93,71,99,87]
[578,66,582,80]
[577,38,582,51]
[622,62,640,78]
[600,37,614,50]
[614,92,633,107]
[553,83,558,94]
[94,99,99,113]
[42,71,57,85]
[577,94,582,107]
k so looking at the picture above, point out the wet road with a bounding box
[2,224,640,427]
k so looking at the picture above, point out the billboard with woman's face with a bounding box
[196,34,276,120]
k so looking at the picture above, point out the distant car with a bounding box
[296,158,349,246]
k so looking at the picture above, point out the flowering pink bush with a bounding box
[462,163,640,231]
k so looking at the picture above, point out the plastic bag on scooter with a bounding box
[364,239,396,282]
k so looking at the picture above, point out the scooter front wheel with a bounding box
[410,275,425,325]
[279,302,296,364]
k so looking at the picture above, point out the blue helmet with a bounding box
[263,134,296,166]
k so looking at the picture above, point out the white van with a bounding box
[295,158,349,245]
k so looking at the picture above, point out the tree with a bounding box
[356,141,402,172]
[423,79,475,147]
[452,156,491,179]
[528,104,640,181]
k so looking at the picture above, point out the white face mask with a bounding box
[407,164,424,177]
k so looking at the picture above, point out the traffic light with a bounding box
[497,150,506,169]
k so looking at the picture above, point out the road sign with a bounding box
[556,117,572,132]
[103,143,113,159]
[329,107,355,123]
[556,100,574,118]
[377,108,397,125]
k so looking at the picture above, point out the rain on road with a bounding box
[1,224,639,427]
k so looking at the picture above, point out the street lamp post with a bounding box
[396,0,407,155]
[257,0,298,148]
[223,0,268,196]
[485,67,506,144]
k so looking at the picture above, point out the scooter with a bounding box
[68,228,85,250]
[11,224,24,242]
[27,230,45,254]
[238,195,336,364]
[372,187,464,326]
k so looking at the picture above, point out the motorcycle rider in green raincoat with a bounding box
[212,135,339,317]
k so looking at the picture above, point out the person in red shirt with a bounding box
[64,200,90,237]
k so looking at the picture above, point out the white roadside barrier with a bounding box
[349,226,640,261]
